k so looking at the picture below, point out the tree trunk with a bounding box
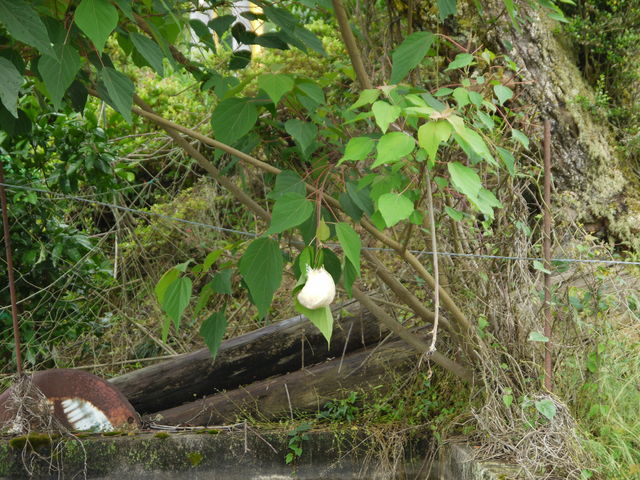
[148,339,419,426]
[110,305,387,413]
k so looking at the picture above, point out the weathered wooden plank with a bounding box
[110,305,385,413]
[149,339,418,426]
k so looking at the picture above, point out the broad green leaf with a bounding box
[378,193,414,227]
[371,101,401,133]
[0,0,54,57]
[349,88,380,110]
[266,192,314,235]
[321,248,342,284]
[202,250,223,271]
[448,162,482,199]
[263,4,298,30]
[535,399,557,420]
[452,87,470,108]
[503,394,513,408]
[208,15,235,37]
[528,331,549,342]
[494,85,513,105]
[130,33,165,75]
[445,53,474,71]
[496,147,515,175]
[211,98,258,145]
[512,128,529,149]
[211,269,233,294]
[335,222,361,276]
[468,90,484,106]
[339,192,363,221]
[38,44,82,110]
[347,182,374,216]
[477,111,495,130]
[532,260,552,274]
[456,125,496,165]
[342,258,357,297]
[200,311,227,360]
[284,119,317,157]
[74,0,118,53]
[113,0,135,21]
[269,170,306,199]
[294,300,333,346]
[0,57,22,118]
[101,67,134,123]
[339,136,375,165]
[418,120,452,161]
[239,237,283,318]
[390,31,435,84]
[162,277,192,331]
[372,132,415,168]
[472,188,503,218]
[296,80,325,106]
[290,25,325,55]
[445,205,464,221]
[436,0,457,20]
[258,73,294,104]
[194,283,214,316]
[316,219,330,241]
[155,268,180,304]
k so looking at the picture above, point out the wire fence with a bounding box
[3,181,640,267]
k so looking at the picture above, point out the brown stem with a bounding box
[331,0,373,90]
[352,286,472,381]
[0,161,23,375]
[425,168,440,353]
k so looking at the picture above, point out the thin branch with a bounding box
[425,168,439,354]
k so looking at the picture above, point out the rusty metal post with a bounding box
[543,120,553,391]
[0,161,23,375]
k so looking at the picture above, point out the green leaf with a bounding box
[200,311,227,360]
[296,80,325,107]
[294,301,333,346]
[284,119,317,157]
[0,57,22,118]
[456,126,495,165]
[100,67,134,123]
[211,269,233,294]
[211,98,258,145]
[193,283,214,316]
[267,192,314,235]
[155,268,180,304]
[316,219,330,242]
[162,277,192,331]
[494,85,513,105]
[390,31,435,84]
[130,32,165,75]
[38,44,82,110]
[202,250,223,271]
[347,182,374,216]
[445,53,474,71]
[339,136,375,165]
[258,73,294,104]
[269,170,306,199]
[532,260,552,274]
[528,331,549,342]
[321,248,341,284]
[436,0,457,20]
[512,128,529,149]
[502,394,513,408]
[372,132,415,168]
[349,88,380,110]
[496,147,515,175]
[448,162,482,200]
[74,0,118,53]
[452,87,470,108]
[208,15,235,37]
[239,237,283,318]
[371,101,401,133]
[0,0,54,57]
[473,188,502,218]
[535,399,557,420]
[418,120,452,161]
[113,0,135,21]
[445,205,464,221]
[378,193,414,227]
[335,222,361,276]
[342,258,357,297]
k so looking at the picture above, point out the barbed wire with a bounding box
[3,181,640,267]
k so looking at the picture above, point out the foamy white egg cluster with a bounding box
[297,265,336,310]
